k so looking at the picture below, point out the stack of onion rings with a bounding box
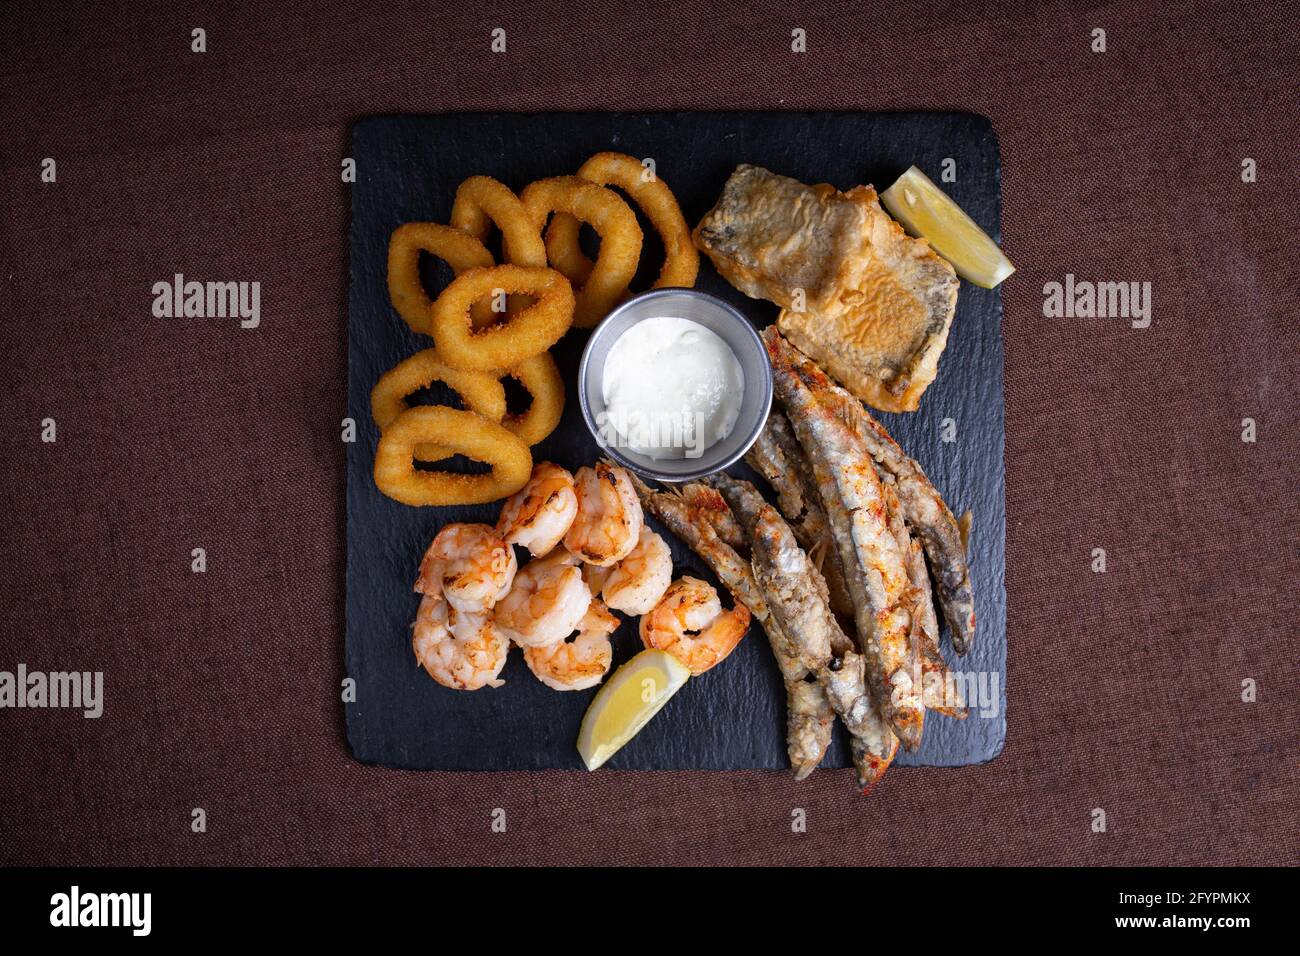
[450,175,547,269]
[521,176,643,329]
[375,155,699,508]
[370,347,566,465]
[374,406,533,507]
[451,175,548,323]
[544,152,698,294]
[500,352,565,446]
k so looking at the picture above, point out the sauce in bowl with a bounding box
[601,315,745,460]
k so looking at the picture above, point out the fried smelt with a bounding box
[745,412,855,619]
[881,482,967,719]
[712,473,896,791]
[784,349,976,654]
[627,470,833,778]
[767,327,926,751]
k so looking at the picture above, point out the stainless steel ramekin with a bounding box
[578,288,772,483]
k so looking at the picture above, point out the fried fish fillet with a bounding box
[694,164,959,413]
[693,164,878,312]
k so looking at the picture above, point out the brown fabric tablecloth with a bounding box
[1,0,1295,866]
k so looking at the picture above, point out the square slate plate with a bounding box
[345,112,1006,771]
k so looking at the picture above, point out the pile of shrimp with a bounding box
[411,460,750,692]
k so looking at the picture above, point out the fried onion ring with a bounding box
[521,176,642,329]
[374,406,532,506]
[500,352,565,447]
[450,175,547,268]
[387,223,494,335]
[431,265,574,371]
[371,349,507,462]
[451,176,546,325]
[544,152,698,293]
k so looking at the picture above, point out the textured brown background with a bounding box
[0,1,1295,866]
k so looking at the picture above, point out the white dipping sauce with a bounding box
[601,316,745,460]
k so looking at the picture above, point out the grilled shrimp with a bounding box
[523,599,620,691]
[581,561,614,595]
[416,523,517,613]
[564,462,644,566]
[600,527,673,615]
[494,548,592,648]
[412,592,508,690]
[496,462,578,558]
[639,576,750,676]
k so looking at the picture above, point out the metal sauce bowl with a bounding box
[578,288,772,483]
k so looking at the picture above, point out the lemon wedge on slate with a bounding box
[577,649,691,771]
[880,165,1015,289]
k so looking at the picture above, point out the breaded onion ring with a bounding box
[544,152,698,293]
[387,223,493,335]
[370,349,507,462]
[500,352,565,447]
[374,406,532,507]
[450,175,546,268]
[451,176,546,325]
[431,265,574,371]
[521,176,642,329]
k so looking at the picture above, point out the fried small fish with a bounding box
[780,345,976,655]
[712,473,897,792]
[767,328,926,751]
[627,469,834,779]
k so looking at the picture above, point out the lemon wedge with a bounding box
[880,165,1015,289]
[577,649,691,771]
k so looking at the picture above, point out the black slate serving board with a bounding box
[345,112,1006,771]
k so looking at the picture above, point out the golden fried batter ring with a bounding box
[544,153,698,294]
[370,349,507,462]
[387,222,494,334]
[451,176,546,324]
[450,175,547,268]
[501,352,565,447]
[431,265,574,371]
[521,176,642,329]
[373,406,532,507]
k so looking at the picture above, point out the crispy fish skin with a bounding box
[782,347,975,654]
[692,165,877,312]
[785,678,836,781]
[628,470,833,778]
[678,481,748,551]
[766,327,926,751]
[713,473,896,791]
[882,482,967,719]
[775,196,959,414]
[745,412,855,619]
